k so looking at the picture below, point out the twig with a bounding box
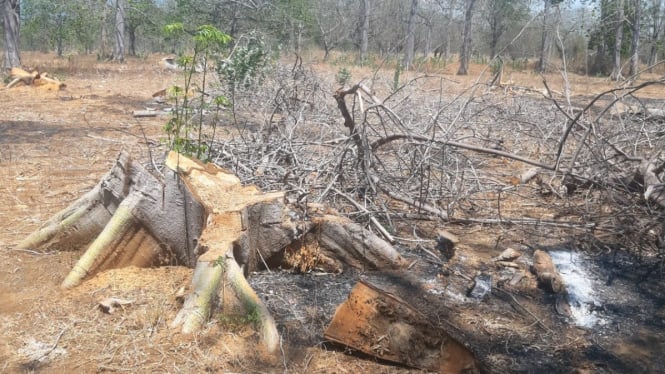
[10,248,55,256]
[137,122,164,178]
[494,287,553,334]
[256,249,273,274]
[36,328,67,362]
[416,244,444,265]
[371,134,556,171]
[553,78,665,168]
[332,187,395,243]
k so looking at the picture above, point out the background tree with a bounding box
[538,0,553,72]
[418,4,435,57]
[628,0,642,76]
[482,0,528,59]
[126,0,161,56]
[610,0,625,79]
[457,0,476,75]
[277,0,315,54]
[113,0,127,62]
[359,0,370,64]
[313,0,353,61]
[436,0,458,60]
[1,0,20,69]
[403,0,418,68]
[645,0,664,70]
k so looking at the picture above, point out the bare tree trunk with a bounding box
[611,0,625,80]
[423,18,432,57]
[457,0,476,75]
[56,15,65,57]
[538,0,552,72]
[647,0,663,71]
[1,0,20,70]
[359,0,370,64]
[99,2,110,60]
[113,0,126,62]
[128,26,137,56]
[403,0,418,69]
[445,0,456,60]
[629,0,642,76]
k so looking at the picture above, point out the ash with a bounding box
[249,269,359,346]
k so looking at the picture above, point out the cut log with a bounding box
[6,67,39,88]
[6,68,65,90]
[133,110,158,117]
[325,280,479,373]
[19,151,406,354]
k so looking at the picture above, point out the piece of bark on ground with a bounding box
[325,279,479,373]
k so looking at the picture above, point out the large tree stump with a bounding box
[18,151,407,353]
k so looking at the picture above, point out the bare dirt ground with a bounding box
[1,52,664,373]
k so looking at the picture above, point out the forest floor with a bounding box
[0,52,664,373]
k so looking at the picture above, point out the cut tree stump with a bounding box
[18,151,407,353]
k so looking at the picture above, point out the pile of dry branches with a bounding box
[195,61,664,275]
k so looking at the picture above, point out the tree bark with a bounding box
[113,0,126,62]
[403,0,418,69]
[445,0,456,60]
[538,0,552,72]
[629,0,642,76]
[325,279,479,372]
[19,152,407,353]
[359,0,370,64]
[423,17,432,57]
[128,25,137,57]
[611,0,625,80]
[457,0,476,75]
[647,0,663,71]
[99,2,110,60]
[1,0,20,70]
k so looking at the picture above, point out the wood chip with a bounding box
[493,247,521,262]
[98,298,134,314]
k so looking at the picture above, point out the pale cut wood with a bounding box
[133,110,158,117]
